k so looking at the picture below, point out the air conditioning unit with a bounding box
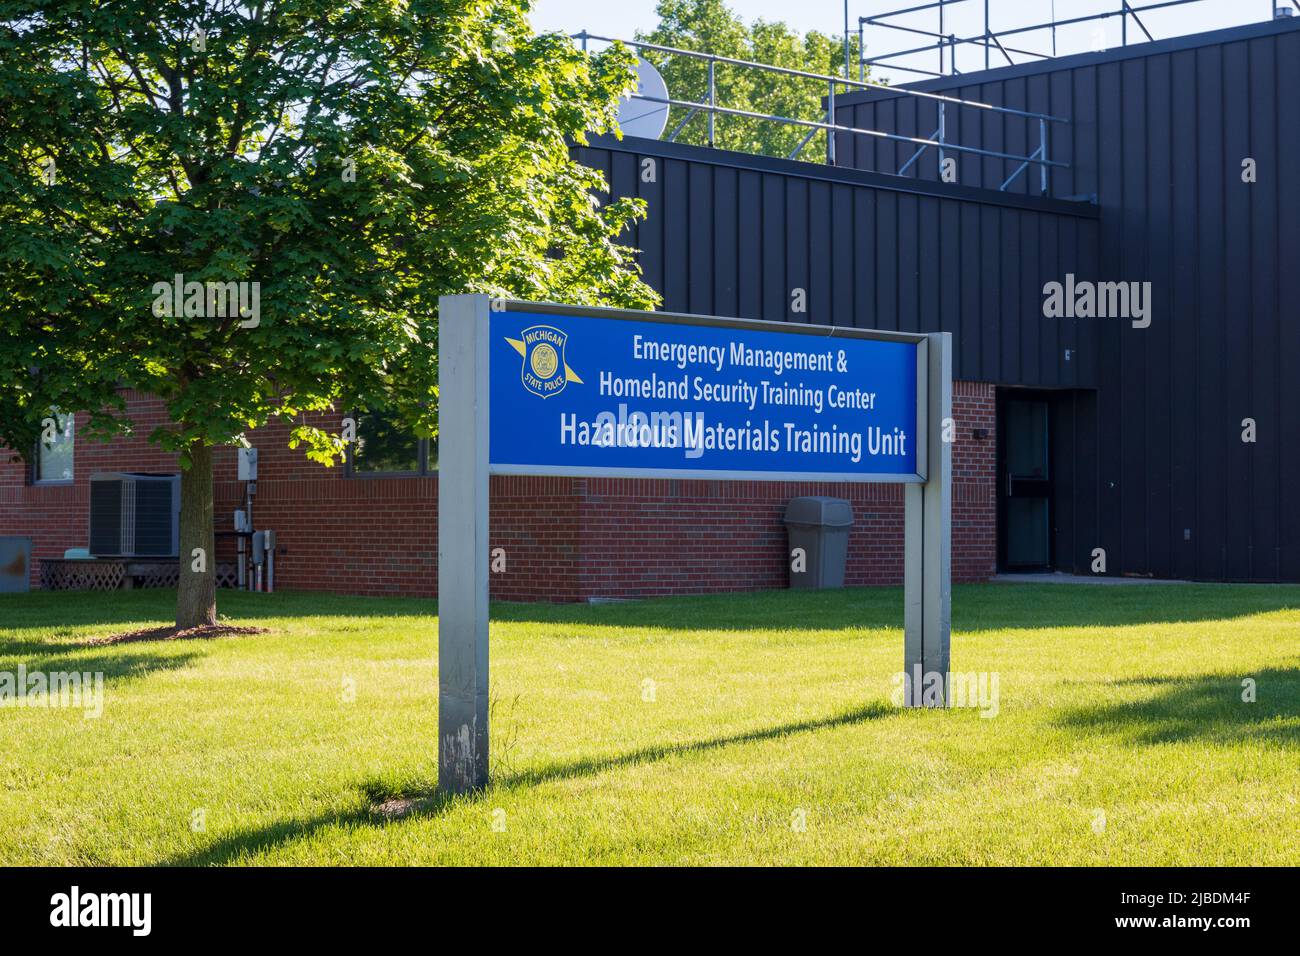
[88,473,181,557]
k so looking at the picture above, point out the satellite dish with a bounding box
[616,58,670,140]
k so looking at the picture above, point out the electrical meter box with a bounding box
[238,447,258,482]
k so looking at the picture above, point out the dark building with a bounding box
[578,12,1300,583]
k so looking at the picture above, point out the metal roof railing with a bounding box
[574,30,1069,194]
[860,0,1300,81]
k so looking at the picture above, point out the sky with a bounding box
[529,0,1285,84]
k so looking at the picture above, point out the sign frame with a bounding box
[437,294,951,795]
[486,299,930,484]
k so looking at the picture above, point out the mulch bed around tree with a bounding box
[84,623,269,646]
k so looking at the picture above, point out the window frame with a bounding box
[342,411,436,478]
[31,411,75,486]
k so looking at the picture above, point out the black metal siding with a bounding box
[577,136,1099,391]
[836,18,1300,581]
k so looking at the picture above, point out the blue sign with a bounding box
[489,310,919,480]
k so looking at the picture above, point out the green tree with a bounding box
[637,0,867,159]
[0,0,657,629]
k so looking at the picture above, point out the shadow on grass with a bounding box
[4,583,1300,639]
[0,588,437,635]
[1053,667,1300,746]
[1,648,203,690]
[163,701,892,866]
[492,583,1300,634]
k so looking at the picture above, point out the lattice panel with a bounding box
[131,563,179,589]
[39,560,240,592]
[41,560,126,592]
[215,564,240,590]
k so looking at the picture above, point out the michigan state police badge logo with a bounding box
[505,325,582,398]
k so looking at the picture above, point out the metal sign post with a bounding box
[904,329,952,703]
[437,294,951,794]
[437,294,491,793]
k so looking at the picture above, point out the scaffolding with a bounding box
[860,0,1300,80]
[574,30,1068,194]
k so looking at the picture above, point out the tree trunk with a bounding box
[176,441,217,629]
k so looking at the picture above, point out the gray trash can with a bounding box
[784,497,853,589]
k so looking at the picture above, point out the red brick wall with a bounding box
[0,384,997,601]
[568,380,996,597]
[951,380,997,585]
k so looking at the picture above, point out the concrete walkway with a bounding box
[993,572,1193,586]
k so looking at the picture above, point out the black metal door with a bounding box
[1000,398,1052,572]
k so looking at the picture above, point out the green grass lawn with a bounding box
[1,583,1298,866]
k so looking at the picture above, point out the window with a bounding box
[346,408,437,476]
[35,411,74,483]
